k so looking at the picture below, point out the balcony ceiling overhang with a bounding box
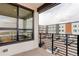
[37,3,61,13]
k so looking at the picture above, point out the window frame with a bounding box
[0,3,34,46]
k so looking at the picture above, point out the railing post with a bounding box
[66,34,68,56]
[39,33,42,48]
[52,33,54,54]
[77,35,79,56]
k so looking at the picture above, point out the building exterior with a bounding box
[39,25,47,34]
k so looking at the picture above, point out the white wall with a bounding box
[0,11,39,56]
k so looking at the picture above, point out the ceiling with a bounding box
[18,3,44,10]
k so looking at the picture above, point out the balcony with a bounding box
[14,48,53,56]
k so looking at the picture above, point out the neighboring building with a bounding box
[39,25,47,34]
[48,24,59,34]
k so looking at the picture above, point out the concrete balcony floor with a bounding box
[14,48,53,56]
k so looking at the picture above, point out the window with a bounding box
[0,4,17,44]
[0,4,34,46]
[62,30,64,32]
[59,30,60,32]
[73,25,77,27]
[62,26,63,28]
[73,29,77,32]
[78,30,79,32]
[78,25,79,27]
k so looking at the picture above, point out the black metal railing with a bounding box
[39,33,78,56]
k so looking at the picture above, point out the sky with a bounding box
[39,3,79,25]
